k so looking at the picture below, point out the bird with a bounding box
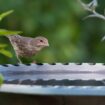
[6,35,49,63]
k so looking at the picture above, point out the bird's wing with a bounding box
[7,35,24,48]
[7,35,28,53]
[7,35,35,56]
[7,35,22,43]
[7,35,29,45]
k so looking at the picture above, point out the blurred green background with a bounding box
[0,0,105,64]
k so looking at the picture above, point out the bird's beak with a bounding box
[45,42,49,47]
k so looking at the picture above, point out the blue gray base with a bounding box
[0,84,105,96]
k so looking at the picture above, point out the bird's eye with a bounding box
[40,40,43,42]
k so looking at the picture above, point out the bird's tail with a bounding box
[5,35,20,40]
[5,35,13,39]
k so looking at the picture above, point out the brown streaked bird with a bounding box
[7,35,49,63]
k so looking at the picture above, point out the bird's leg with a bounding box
[32,60,36,63]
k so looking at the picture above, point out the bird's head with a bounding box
[31,36,49,51]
